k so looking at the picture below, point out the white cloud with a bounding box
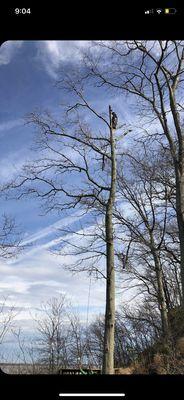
[0,148,30,182]
[0,41,23,66]
[0,277,30,294]
[0,208,136,357]
[36,41,90,78]
[0,217,105,309]
[21,210,84,246]
[0,119,24,137]
[0,247,106,328]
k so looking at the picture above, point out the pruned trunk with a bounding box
[102,106,116,374]
[102,203,115,373]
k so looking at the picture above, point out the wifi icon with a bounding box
[156,9,162,14]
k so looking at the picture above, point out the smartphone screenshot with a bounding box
[0,3,183,399]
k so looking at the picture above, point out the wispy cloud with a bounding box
[0,41,23,66]
[21,210,85,246]
[0,213,105,313]
[35,41,90,78]
[0,247,106,327]
[0,148,30,182]
[0,118,24,135]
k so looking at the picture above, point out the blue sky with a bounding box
[0,40,178,362]
[0,41,139,360]
[3,40,175,363]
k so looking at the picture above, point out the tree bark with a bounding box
[152,250,170,342]
[169,85,184,309]
[175,162,184,308]
[102,106,116,374]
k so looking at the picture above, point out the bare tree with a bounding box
[114,144,175,344]
[66,312,87,368]
[85,315,104,368]
[0,214,23,259]
[12,328,39,374]
[0,297,18,371]
[81,40,184,312]
[35,295,68,373]
[4,76,122,373]
[117,302,162,362]
[84,303,161,371]
[0,297,17,346]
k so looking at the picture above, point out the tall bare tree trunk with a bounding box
[102,106,116,374]
[169,86,184,310]
[152,251,170,342]
[175,162,184,309]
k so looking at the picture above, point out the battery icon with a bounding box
[165,8,177,14]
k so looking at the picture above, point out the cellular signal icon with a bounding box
[144,9,154,14]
